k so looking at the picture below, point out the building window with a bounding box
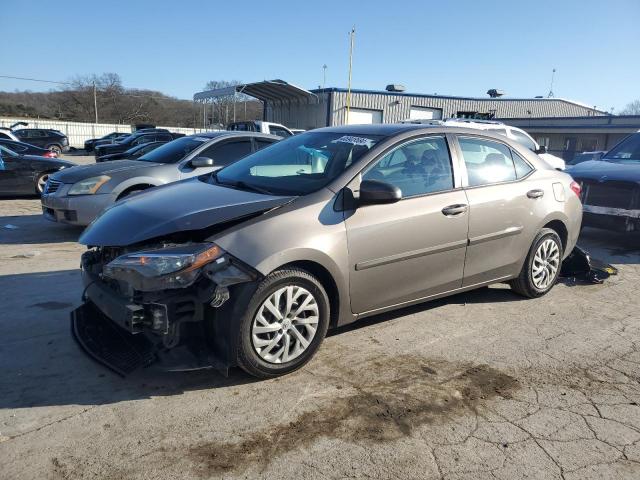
[456,111,495,120]
[536,137,550,148]
[578,138,598,152]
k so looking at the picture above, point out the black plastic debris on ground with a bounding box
[71,303,157,377]
[560,246,618,284]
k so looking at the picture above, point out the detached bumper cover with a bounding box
[71,302,157,376]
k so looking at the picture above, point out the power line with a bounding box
[0,74,71,85]
[0,73,188,101]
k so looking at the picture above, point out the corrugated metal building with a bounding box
[266,88,607,130]
[501,115,640,161]
[193,80,607,131]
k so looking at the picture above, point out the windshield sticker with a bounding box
[332,135,374,146]
[192,137,210,142]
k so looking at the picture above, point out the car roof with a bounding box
[313,123,518,138]
[185,131,280,140]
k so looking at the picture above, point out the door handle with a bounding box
[527,189,545,199]
[442,204,468,216]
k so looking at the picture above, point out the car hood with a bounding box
[22,155,76,169]
[79,178,295,247]
[51,159,160,183]
[567,160,640,183]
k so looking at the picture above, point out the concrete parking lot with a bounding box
[1,154,639,479]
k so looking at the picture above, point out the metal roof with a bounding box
[193,80,317,103]
[311,87,607,114]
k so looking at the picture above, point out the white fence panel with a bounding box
[0,117,214,148]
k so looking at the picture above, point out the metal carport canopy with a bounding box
[193,79,317,103]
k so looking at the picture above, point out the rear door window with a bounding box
[458,136,517,186]
[203,140,253,167]
[512,151,534,178]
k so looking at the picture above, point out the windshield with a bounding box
[603,133,640,164]
[216,131,384,195]
[137,136,210,164]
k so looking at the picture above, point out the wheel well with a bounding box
[543,220,568,251]
[282,260,340,328]
[117,184,153,200]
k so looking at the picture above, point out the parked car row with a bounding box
[0,125,70,154]
[93,129,184,160]
[41,132,279,224]
[0,144,75,195]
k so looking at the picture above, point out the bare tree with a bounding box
[620,100,640,115]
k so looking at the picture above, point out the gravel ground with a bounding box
[1,154,639,479]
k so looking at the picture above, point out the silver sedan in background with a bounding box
[41,132,279,225]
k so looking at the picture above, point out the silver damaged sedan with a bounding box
[72,124,583,378]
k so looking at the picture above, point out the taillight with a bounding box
[570,181,581,197]
[44,151,57,158]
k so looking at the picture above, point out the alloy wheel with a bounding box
[251,285,319,364]
[532,238,560,289]
[37,174,49,194]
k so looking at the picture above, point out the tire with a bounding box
[510,228,563,298]
[48,144,62,155]
[35,171,51,195]
[236,268,330,378]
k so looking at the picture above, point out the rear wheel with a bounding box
[510,228,563,298]
[48,144,62,155]
[236,268,330,378]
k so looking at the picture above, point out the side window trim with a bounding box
[453,134,534,189]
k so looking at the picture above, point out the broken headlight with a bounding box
[103,243,224,291]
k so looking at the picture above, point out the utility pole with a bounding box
[346,26,355,124]
[93,81,98,123]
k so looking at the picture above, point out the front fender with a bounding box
[111,177,164,197]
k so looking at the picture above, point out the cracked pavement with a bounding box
[1,160,639,479]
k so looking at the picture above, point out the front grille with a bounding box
[44,179,62,194]
[581,180,639,209]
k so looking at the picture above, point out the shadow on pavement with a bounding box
[0,268,256,410]
[0,213,83,245]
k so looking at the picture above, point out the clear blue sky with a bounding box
[1,0,638,111]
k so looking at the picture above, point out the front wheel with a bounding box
[510,228,563,298]
[236,268,330,378]
[35,172,50,195]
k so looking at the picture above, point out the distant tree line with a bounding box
[0,73,262,128]
[620,100,640,115]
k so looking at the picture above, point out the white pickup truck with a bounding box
[228,121,294,138]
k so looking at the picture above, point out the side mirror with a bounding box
[535,145,547,154]
[191,157,214,168]
[358,179,402,206]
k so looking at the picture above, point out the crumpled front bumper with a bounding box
[71,249,259,376]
